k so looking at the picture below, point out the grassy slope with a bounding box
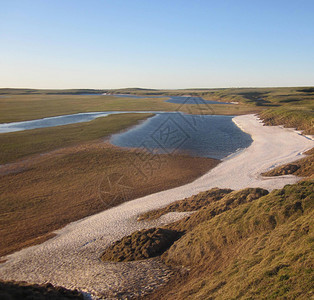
[0,113,153,164]
[260,108,314,135]
[145,181,313,299]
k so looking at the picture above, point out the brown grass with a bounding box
[0,142,219,258]
[101,228,181,262]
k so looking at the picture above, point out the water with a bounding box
[79,93,104,96]
[77,94,147,97]
[0,112,111,133]
[80,94,164,98]
[109,95,232,104]
[111,113,252,159]
[111,94,148,98]
[0,111,162,133]
[166,96,232,105]
[110,94,165,99]
[77,93,232,104]
[0,111,252,160]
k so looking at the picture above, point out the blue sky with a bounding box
[1,0,314,89]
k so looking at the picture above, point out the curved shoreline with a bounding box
[0,114,313,298]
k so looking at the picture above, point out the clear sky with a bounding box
[1,0,314,89]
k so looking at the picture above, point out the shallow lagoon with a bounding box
[111,113,252,159]
[0,110,252,160]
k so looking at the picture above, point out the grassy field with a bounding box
[0,90,260,124]
[140,180,314,299]
[0,94,173,123]
[0,113,153,164]
[0,142,218,257]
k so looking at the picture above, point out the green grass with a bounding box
[0,113,153,164]
[147,181,314,299]
[259,107,314,134]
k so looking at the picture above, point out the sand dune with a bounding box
[0,114,313,298]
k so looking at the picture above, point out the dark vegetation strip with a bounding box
[0,280,84,299]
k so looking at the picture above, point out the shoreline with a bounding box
[0,114,313,298]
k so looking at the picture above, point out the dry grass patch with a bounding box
[0,142,218,257]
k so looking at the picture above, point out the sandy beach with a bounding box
[0,114,313,298]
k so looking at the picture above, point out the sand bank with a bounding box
[0,114,313,298]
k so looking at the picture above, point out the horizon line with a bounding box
[1,85,314,91]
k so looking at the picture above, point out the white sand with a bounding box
[0,114,313,298]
